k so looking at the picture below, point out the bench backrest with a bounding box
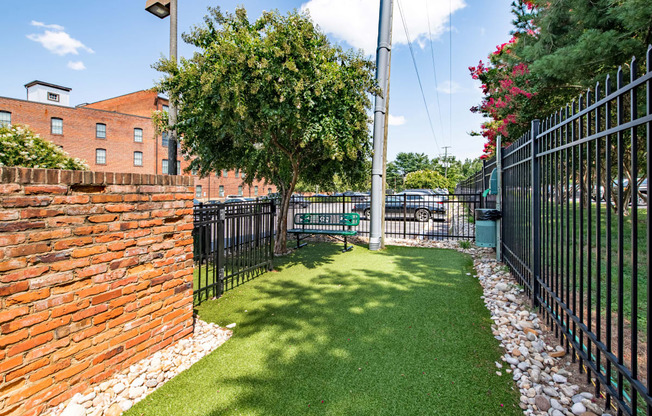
[293,213,360,227]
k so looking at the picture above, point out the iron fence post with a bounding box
[481,159,486,208]
[217,205,226,298]
[496,135,503,262]
[269,200,275,270]
[530,119,541,308]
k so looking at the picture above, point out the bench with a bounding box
[287,213,360,252]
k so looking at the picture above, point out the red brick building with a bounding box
[0,82,275,200]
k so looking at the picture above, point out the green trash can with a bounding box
[475,209,499,248]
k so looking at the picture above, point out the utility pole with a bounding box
[380,21,393,250]
[442,146,451,178]
[369,0,393,251]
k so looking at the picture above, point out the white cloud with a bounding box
[437,80,462,94]
[27,22,94,56]
[388,114,406,126]
[301,0,466,55]
[30,20,65,31]
[67,61,86,70]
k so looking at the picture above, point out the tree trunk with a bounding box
[273,165,300,254]
[274,188,292,254]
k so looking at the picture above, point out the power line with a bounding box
[425,0,445,142]
[396,0,440,154]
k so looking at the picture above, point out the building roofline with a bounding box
[0,95,152,120]
[24,80,72,92]
[83,88,161,107]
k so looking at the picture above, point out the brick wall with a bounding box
[0,95,276,196]
[0,167,195,416]
[0,97,157,175]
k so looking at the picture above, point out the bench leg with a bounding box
[341,236,353,252]
[296,233,300,249]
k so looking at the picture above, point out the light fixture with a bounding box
[145,0,170,18]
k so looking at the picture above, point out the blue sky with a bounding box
[0,0,514,161]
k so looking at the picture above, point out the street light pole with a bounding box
[145,0,178,175]
[168,0,178,175]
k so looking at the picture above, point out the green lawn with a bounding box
[540,203,648,334]
[127,243,520,416]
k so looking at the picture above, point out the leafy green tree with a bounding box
[470,0,651,154]
[0,124,88,170]
[393,152,431,176]
[404,170,454,192]
[386,161,404,192]
[155,7,376,253]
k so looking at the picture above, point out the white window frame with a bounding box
[0,111,10,127]
[134,151,143,167]
[96,149,106,165]
[134,128,143,143]
[51,118,63,135]
[96,123,106,139]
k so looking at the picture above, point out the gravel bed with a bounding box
[44,320,232,416]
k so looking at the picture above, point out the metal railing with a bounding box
[458,46,651,416]
[193,200,275,304]
[287,194,479,241]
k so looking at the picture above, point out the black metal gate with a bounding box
[287,194,479,241]
[193,200,275,304]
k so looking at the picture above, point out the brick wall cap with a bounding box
[0,167,193,186]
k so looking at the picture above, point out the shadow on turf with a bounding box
[131,243,521,416]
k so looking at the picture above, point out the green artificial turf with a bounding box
[127,243,521,416]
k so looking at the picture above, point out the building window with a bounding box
[0,111,10,127]
[268,188,272,194]
[96,123,106,139]
[191,167,198,175]
[162,159,168,175]
[96,149,106,165]
[134,151,143,166]
[195,185,202,199]
[222,169,228,178]
[162,132,168,147]
[241,172,246,179]
[134,128,143,142]
[254,186,258,197]
[51,118,63,135]
[177,161,181,174]
[235,169,239,178]
[162,105,169,112]
[48,92,60,102]
[219,185,224,197]
[238,186,243,196]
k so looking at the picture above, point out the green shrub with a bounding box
[0,124,88,170]
[404,169,455,192]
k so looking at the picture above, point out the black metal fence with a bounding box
[193,200,275,304]
[458,47,651,416]
[287,194,479,241]
[457,157,497,209]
